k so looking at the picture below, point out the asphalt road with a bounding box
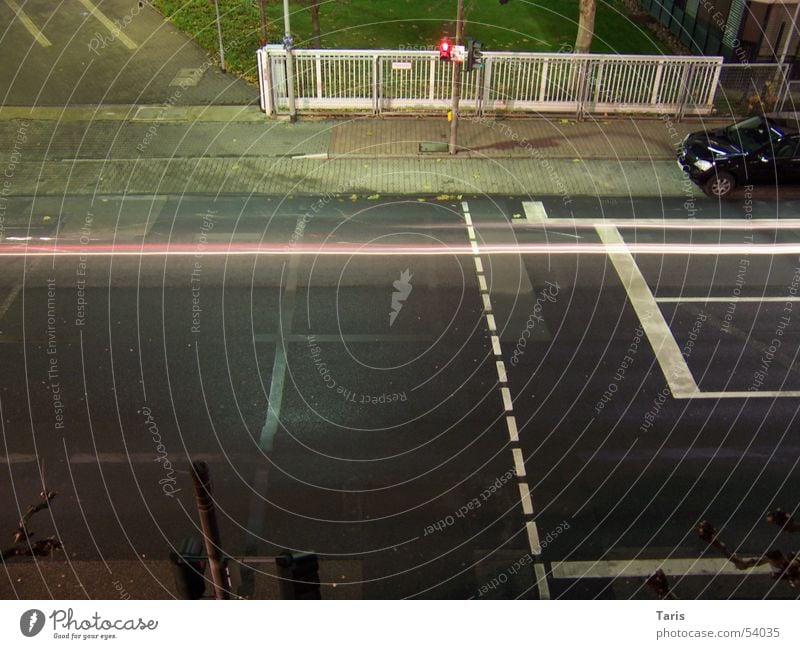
[1,193,800,599]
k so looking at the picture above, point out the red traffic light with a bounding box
[439,37,452,61]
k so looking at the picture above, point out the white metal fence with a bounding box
[257,47,723,118]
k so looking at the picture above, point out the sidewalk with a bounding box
[0,110,723,198]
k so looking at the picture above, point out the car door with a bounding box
[746,136,800,186]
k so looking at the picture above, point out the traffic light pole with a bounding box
[191,461,230,599]
[448,0,465,155]
[283,0,297,121]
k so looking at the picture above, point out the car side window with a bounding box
[774,138,800,159]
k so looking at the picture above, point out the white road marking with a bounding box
[470,240,480,255]
[478,274,487,291]
[517,217,800,229]
[518,483,533,514]
[512,448,526,477]
[551,557,773,579]
[474,257,483,273]
[4,0,51,47]
[501,387,513,411]
[506,416,519,442]
[482,293,493,311]
[485,314,497,331]
[526,521,541,555]
[467,226,476,240]
[0,284,21,322]
[656,296,800,303]
[522,201,548,223]
[464,212,472,226]
[77,0,137,49]
[491,335,501,355]
[687,390,800,399]
[534,563,551,599]
[596,224,698,399]
[496,360,507,383]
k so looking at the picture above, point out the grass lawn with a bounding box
[153,0,672,82]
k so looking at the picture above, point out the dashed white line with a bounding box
[526,520,542,555]
[474,257,483,273]
[518,482,534,513]
[500,387,513,411]
[506,416,519,442]
[522,201,548,223]
[496,360,507,383]
[534,563,551,600]
[482,293,493,311]
[491,335,501,356]
[512,448,527,478]
[485,313,497,331]
[467,226,476,240]
[478,274,487,291]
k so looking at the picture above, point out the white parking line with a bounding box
[4,0,51,47]
[551,557,772,579]
[656,296,800,303]
[77,0,137,50]
[522,201,548,223]
[596,224,699,399]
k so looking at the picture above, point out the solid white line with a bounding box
[482,293,493,311]
[491,335,501,356]
[77,0,137,49]
[474,257,483,273]
[551,557,773,579]
[522,201,548,223]
[501,387,513,411]
[4,0,51,47]
[478,274,487,291]
[518,218,800,229]
[596,225,698,398]
[506,416,519,442]
[526,521,541,555]
[518,482,533,513]
[486,314,497,331]
[534,563,551,600]
[656,296,800,303]
[684,390,800,399]
[0,284,21,322]
[496,360,507,383]
[512,449,527,478]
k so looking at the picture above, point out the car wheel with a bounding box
[703,172,735,198]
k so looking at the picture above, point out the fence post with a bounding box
[676,62,695,121]
[373,54,380,115]
[480,56,493,116]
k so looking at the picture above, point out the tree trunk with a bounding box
[309,0,321,48]
[574,0,596,53]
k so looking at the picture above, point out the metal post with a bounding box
[213,0,226,73]
[774,1,800,100]
[191,462,230,599]
[283,0,297,121]
[448,0,465,155]
[258,0,267,46]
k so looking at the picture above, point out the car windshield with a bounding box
[725,116,784,153]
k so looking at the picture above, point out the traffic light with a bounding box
[465,38,483,72]
[276,550,321,599]
[438,36,453,62]
[169,536,207,599]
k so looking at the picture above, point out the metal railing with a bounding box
[257,47,723,119]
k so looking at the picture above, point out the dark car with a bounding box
[677,114,800,198]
